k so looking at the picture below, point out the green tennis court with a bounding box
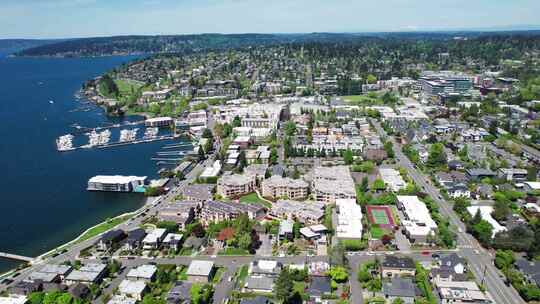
[371,209,390,225]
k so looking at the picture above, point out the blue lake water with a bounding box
[0,56,186,273]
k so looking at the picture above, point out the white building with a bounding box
[0,295,28,304]
[145,117,173,127]
[379,168,406,192]
[335,199,363,240]
[467,206,507,237]
[126,265,157,281]
[142,228,167,249]
[200,160,221,179]
[87,175,147,192]
[118,280,147,300]
[397,196,437,243]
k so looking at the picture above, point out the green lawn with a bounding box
[239,192,272,208]
[218,248,250,256]
[235,265,249,285]
[341,95,380,105]
[77,215,131,243]
[370,226,390,240]
[115,79,143,96]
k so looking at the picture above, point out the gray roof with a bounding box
[244,276,274,291]
[186,260,214,277]
[182,184,214,202]
[383,278,416,298]
[167,281,192,304]
[516,259,540,276]
[382,256,415,270]
[308,276,331,296]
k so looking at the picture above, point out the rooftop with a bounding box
[186,260,214,276]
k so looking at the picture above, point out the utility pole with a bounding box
[481,264,487,287]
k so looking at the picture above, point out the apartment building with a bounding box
[312,166,356,204]
[261,175,309,200]
[217,173,257,198]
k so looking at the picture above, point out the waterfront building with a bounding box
[145,117,173,127]
[216,173,256,198]
[87,175,147,192]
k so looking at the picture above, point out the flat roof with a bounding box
[186,260,214,276]
[0,296,28,304]
[126,265,157,279]
[89,175,147,184]
[119,280,147,295]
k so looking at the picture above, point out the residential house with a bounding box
[142,228,168,250]
[186,260,215,283]
[97,229,126,252]
[166,281,192,304]
[515,259,540,287]
[381,256,416,278]
[308,277,332,302]
[64,263,107,286]
[383,278,417,304]
[118,280,147,301]
[435,281,493,304]
[498,168,528,183]
[466,169,496,182]
[125,229,146,251]
[127,265,157,282]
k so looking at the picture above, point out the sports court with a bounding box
[366,205,396,229]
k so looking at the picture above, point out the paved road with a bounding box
[371,119,524,304]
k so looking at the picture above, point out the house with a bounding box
[524,182,540,192]
[166,281,192,304]
[239,296,270,304]
[498,168,528,182]
[447,183,471,199]
[308,276,332,302]
[142,228,168,250]
[118,280,147,301]
[64,263,107,285]
[107,295,137,304]
[9,282,41,296]
[448,160,464,171]
[279,220,294,241]
[476,184,494,199]
[162,233,183,251]
[97,229,126,252]
[466,168,496,181]
[29,264,72,284]
[186,260,215,283]
[243,276,274,293]
[383,277,417,304]
[249,260,282,278]
[125,229,146,251]
[68,283,90,300]
[379,168,406,192]
[431,253,468,282]
[515,259,540,287]
[381,256,416,278]
[0,295,29,304]
[126,265,157,282]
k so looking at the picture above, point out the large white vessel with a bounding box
[119,128,138,142]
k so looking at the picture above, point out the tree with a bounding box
[384,141,395,158]
[237,232,252,251]
[275,268,294,302]
[232,115,242,127]
[197,145,206,161]
[284,121,297,136]
[494,250,515,270]
[328,266,349,283]
[372,179,386,191]
[360,176,369,192]
[366,74,377,84]
[270,147,278,165]
[343,149,354,165]
[472,220,494,245]
[392,298,405,304]
[28,292,44,304]
[492,199,511,222]
[427,143,447,167]
[190,284,214,304]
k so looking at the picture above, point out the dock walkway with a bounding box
[0,252,34,262]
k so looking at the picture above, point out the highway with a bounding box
[371,119,524,304]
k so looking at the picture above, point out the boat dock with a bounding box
[0,252,34,263]
[57,135,180,152]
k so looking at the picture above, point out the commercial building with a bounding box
[87,175,147,192]
[435,281,493,304]
[186,260,215,283]
[261,176,309,200]
[217,173,257,198]
[312,166,356,204]
[145,117,173,127]
[335,199,363,240]
[397,196,437,244]
[378,168,406,192]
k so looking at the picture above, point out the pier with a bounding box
[0,252,34,263]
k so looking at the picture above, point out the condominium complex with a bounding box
[216,173,257,198]
[312,166,356,204]
[396,196,437,244]
[269,200,325,224]
[261,175,309,200]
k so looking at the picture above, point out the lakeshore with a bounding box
[0,55,187,274]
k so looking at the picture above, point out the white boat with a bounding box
[49,100,54,104]
[56,134,75,151]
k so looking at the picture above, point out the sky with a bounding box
[1,0,540,39]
